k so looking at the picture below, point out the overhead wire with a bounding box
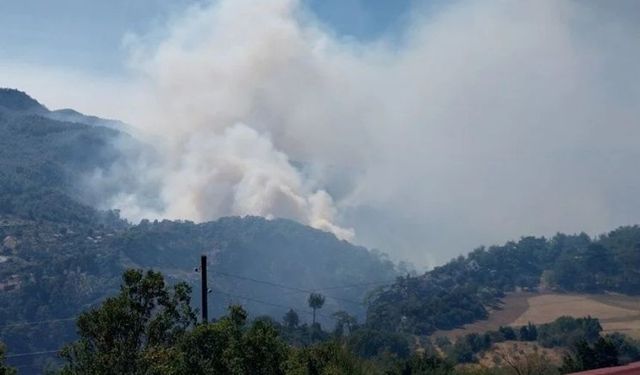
[211,287,333,320]
[5,349,59,359]
[0,317,76,330]
[314,279,397,291]
[0,270,390,340]
[6,257,630,362]
[208,271,370,306]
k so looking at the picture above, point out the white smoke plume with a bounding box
[99,0,363,241]
[63,0,640,267]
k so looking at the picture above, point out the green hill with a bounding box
[0,89,398,370]
[366,228,640,335]
[3,88,640,373]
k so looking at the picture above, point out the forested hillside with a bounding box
[5,268,640,374]
[366,229,640,335]
[3,89,640,374]
[0,89,399,372]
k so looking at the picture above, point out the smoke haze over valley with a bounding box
[3,0,640,267]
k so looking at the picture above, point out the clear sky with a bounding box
[0,0,429,77]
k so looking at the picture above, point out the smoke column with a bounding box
[83,0,640,267]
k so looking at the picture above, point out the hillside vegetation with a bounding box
[0,89,398,371]
[2,89,640,374]
[366,229,640,335]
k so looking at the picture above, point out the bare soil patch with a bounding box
[511,293,638,325]
[434,292,640,339]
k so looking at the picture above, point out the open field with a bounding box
[435,292,640,339]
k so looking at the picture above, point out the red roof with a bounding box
[568,362,640,375]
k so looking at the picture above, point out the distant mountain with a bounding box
[0,94,128,217]
[0,88,47,113]
[0,89,399,371]
[47,108,132,132]
[0,88,131,132]
[4,88,640,374]
[0,88,399,311]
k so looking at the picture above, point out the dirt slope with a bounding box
[436,292,640,339]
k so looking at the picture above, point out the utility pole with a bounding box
[200,255,208,323]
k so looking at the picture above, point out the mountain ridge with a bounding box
[0,88,47,113]
[0,88,400,371]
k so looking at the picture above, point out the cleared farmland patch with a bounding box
[511,293,638,325]
[435,292,640,339]
[512,293,640,339]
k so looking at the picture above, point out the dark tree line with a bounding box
[366,229,640,334]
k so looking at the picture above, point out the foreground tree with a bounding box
[59,269,197,374]
[519,322,538,341]
[0,343,16,375]
[172,305,289,374]
[495,344,559,375]
[59,270,292,374]
[395,354,454,375]
[286,341,374,375]
[560,338,619,373]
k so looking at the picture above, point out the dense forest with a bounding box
[366,229,640,335]
[2,89,640,373]
[4,269,640,374]
[0,89,398,372]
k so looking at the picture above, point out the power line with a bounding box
[5,350,58,359]
[0,272,385,334]
[0,317,76,330]
[281,279,396,297]
[209,271,365,306]
[212,270,394,292]
[1,285,337,363]
[214,288,296,311]
[212,287,332,319]
[314,279,397,291]
[211,271,310,294]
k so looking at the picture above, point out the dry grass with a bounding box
[434,292,640,339]
[591,293,640,311]
[430,292,640,370]
[511,293,638,325]
[601,319,640,339]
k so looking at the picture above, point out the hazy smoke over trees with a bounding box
[14,0,639,267]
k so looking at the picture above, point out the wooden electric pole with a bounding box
[200,254,208,323]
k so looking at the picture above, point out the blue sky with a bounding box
[0,0,432,77]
